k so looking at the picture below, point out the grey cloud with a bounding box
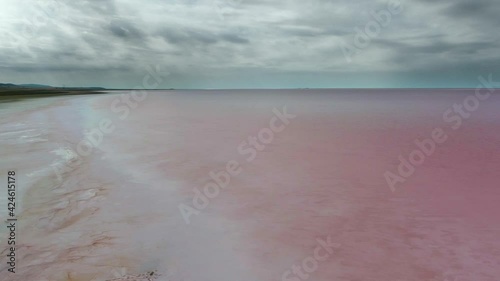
[0,0,499,88]
[444,0,495,17]
[159,28,218,45]
[416,0,500,24]
[220,33,249,44]
[372,38,499,55]
[67,0,117,15]
[108,20,145,40]
[157,28,249,46]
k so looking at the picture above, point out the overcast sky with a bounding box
[0,0,499,88]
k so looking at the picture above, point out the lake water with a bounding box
[0,89,499,281]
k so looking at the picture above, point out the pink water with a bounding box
[0,89,499,281]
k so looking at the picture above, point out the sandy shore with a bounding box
[0,89,500,281]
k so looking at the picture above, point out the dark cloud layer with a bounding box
[0,0,499,88]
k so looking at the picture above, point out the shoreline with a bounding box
[0,88,107,104]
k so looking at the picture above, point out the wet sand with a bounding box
[0,89,499,281]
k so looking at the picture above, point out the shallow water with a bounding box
[0,89,500,281]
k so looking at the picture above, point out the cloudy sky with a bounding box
[0,0,499,89]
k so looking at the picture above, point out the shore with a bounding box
[0,88,107,104]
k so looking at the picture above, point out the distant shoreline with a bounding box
[2,87,499,105]
[0,88,107,104]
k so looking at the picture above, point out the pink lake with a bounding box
[0,89,499,281]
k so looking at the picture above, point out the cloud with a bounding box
[0,0,498,88]
[108,20,145,40]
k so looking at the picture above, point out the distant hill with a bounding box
[0,83,106,90]
[19,84,53,88]
[0,83,22,88]
[57,86,107,90]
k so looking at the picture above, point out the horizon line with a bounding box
[102,87,499,90]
